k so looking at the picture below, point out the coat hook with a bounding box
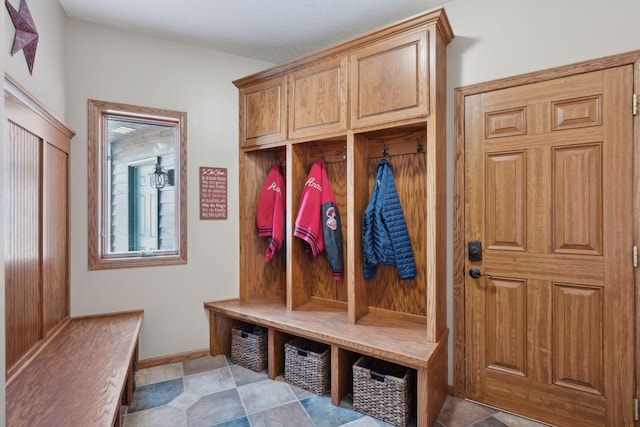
[318,145,327,163]
[416,137,424,153]
[381,140,389,157]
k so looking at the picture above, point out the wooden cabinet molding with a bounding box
[239,76,287,146]
[234,7,453,146]
[350,27,429,129]
[288,56,348,139]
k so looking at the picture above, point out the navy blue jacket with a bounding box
[362,159,416,280]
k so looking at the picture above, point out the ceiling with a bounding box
[58,0,451,64]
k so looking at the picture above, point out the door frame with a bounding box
[453,50,640,409]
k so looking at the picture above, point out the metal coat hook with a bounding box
[381,140,389,157]
[416,137,424,153]
[318,146,327,163]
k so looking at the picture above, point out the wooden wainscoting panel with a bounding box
[5,121,42,373]
[42,142,70,335]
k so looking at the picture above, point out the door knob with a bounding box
[469,268,492,279]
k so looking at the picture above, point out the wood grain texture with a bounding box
[4,75,75,379]
[289,57,348,139]
[419,333,448,427]
[5,120,41,373]
[308,155,348,303]
[350,28,429,129]
[268,328,292,379]
[461,64,634,426]
[453,51,640,402]
[347,133,370,323]
[231,10,453,426]
[233,7,451,89]
[42,143,70,336]
[240,149,287,299]
[205,298,439,369]
[425,27,448,342]
[240,76,287,146]
[331,346,359,405]
[6,311,143,427]
[365,145,427,316]
[209,311,240,356]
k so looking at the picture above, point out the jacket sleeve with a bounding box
[322,201,344,280]
[380,167,416,280]
[362,166,382,280]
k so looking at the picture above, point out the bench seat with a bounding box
[204,297,447,427]
[6,310,143,427]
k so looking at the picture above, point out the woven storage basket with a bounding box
[284,337,330,395]
[231,323,268,372]
[352,356,414,427]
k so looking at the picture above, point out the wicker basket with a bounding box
[352,356,414,427]
[231,323,268,372]
[284,337,330,395]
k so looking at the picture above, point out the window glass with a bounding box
[88,100,187,269]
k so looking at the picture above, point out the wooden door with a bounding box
[464,66,635,426]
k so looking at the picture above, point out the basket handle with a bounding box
[298,349,308,357]
[241,331,249,338]
[370,371,386,382]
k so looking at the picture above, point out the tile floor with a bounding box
[121,355,552,427]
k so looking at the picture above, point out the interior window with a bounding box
[88,100,187,269]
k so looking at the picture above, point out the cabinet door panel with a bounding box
[240,77,287,146]
[350,29,429,129]
[289,57,348,139]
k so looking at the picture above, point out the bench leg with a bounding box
[331,346,359,406]
[417,336,448,427]
[209,313,239,355]
[268,328,290,379]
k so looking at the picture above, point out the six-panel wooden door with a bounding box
[464,66,635,426]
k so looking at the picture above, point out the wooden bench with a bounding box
[204,298,447,427]
[6,310,144,427]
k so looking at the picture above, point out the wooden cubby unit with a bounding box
[206,7,452,427]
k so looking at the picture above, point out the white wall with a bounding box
[66,19,272,360]
[4,0,67,118]
[443,0,640,384]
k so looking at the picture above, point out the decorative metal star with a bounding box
[5,0,39,75]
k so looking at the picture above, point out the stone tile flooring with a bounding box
[121,355,552,427]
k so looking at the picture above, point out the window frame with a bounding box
[88,99,187,269]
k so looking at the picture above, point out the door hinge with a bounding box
[634,398,638,421]
[633,246,638,268]
[634,94,638,116]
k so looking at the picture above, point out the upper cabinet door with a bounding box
[240,76,287,147]
[350,28,429,129]
[288,57,348,139]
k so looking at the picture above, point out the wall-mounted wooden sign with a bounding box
[200,167,227,219]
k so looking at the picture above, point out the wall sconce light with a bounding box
[149,164,174,189]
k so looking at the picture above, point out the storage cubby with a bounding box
[289,138,349,310]
[206,7,452,427]
[239,147,287,299]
